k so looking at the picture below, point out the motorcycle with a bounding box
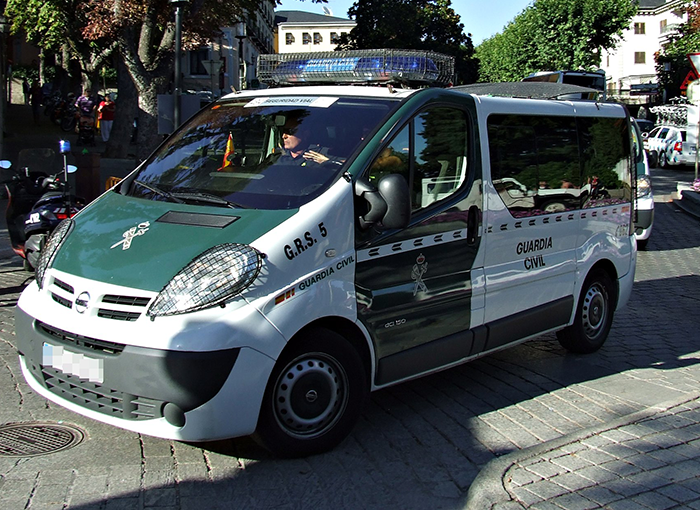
[60,102,79,133]
[1,145,84,270]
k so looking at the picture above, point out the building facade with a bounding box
[274,10,356,54]
[181,0,276,95]
[601,0,688,105]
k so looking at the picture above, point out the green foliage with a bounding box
[476,0,637,82]
[655,1,700,99]
[4,0,72,50]
[340,0,478,84]
[11,64,41,82]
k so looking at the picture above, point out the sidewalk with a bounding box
[466,394,700,509]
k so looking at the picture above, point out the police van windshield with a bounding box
[127,96,397,209]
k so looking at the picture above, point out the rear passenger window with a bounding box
[488,114,631,216]
[488,114,580,215]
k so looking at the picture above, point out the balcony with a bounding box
[659,23,682,45]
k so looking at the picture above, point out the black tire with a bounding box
[254,328,368,457]
[637,238,649,250]
[557,269,615,354]
[60,115,76,133]
[648,150,658,168]
[659,151,668,168]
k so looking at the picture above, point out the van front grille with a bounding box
[52,278,74,294]
[42,367,164,421]
[97,309,141,322]
[102,295,151,307]
[37,321,125,355]
[51,293,73,309]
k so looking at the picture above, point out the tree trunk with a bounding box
[104,54,137,159]
[135,76,169,161]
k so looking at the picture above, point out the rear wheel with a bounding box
[254,328,368,457]
[557,269,615,354]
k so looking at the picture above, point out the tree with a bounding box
[340,0,477,84]
[5,0,115,94]
[78,0,269,158]
[655,1,700,100]
[476,0,637,82]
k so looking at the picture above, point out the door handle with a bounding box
[467,205,480,245]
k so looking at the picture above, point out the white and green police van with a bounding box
[15,50,636,457]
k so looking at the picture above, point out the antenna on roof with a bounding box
[322,6,333,16]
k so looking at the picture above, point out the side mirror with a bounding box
[0,160,11,169]
[377,174,411,229]
[641,132,649,139]
[355,173,410,230]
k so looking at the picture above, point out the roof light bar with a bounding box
[257,49,455,87]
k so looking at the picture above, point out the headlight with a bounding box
[636,175,652,199]
[147,243,262,318]
[35,219,73,289]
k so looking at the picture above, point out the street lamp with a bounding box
[170,0,189,129]
[235,22,247,91]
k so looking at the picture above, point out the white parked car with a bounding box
[643,125,696,168]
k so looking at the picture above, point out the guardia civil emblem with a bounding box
[111,221,150,250]
[411,253,428,296]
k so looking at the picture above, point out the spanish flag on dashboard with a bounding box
[218,133,234,171]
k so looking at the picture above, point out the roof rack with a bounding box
[454,82,602,101]
[257,49,455,87]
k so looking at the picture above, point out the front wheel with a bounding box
[254,329,368,457]
[557,269,615,354]
[659,151,668,168]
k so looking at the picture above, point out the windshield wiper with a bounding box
[133,180,184,204]
[170,191,244,209]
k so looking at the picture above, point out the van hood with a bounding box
[52,192,296,292]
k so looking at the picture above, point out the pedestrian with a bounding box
[75,87,97,118]
[97,93,116,142]
[29,81,42,125]
[22,78,29,105]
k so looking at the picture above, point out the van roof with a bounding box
[453,82,601,101]
[220,85,420,101]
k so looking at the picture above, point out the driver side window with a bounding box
[367,107,469,212]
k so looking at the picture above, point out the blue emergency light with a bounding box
[257,49,453,87]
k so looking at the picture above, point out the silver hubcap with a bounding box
[273,353,348,439]
[582,284,607,339]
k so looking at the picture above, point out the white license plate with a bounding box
[42,342,104,383]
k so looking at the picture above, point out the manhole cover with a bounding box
[0,422,85,457]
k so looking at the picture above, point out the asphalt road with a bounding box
[0,167,698,509]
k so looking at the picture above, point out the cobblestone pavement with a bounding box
[0,165,698,509]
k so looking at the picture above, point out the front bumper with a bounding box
[14,271,284,441]
[635,208,654,240]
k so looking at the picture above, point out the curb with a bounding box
[674,190,700,219]
[464,392,700,510]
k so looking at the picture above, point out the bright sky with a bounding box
[277,0,534,45]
